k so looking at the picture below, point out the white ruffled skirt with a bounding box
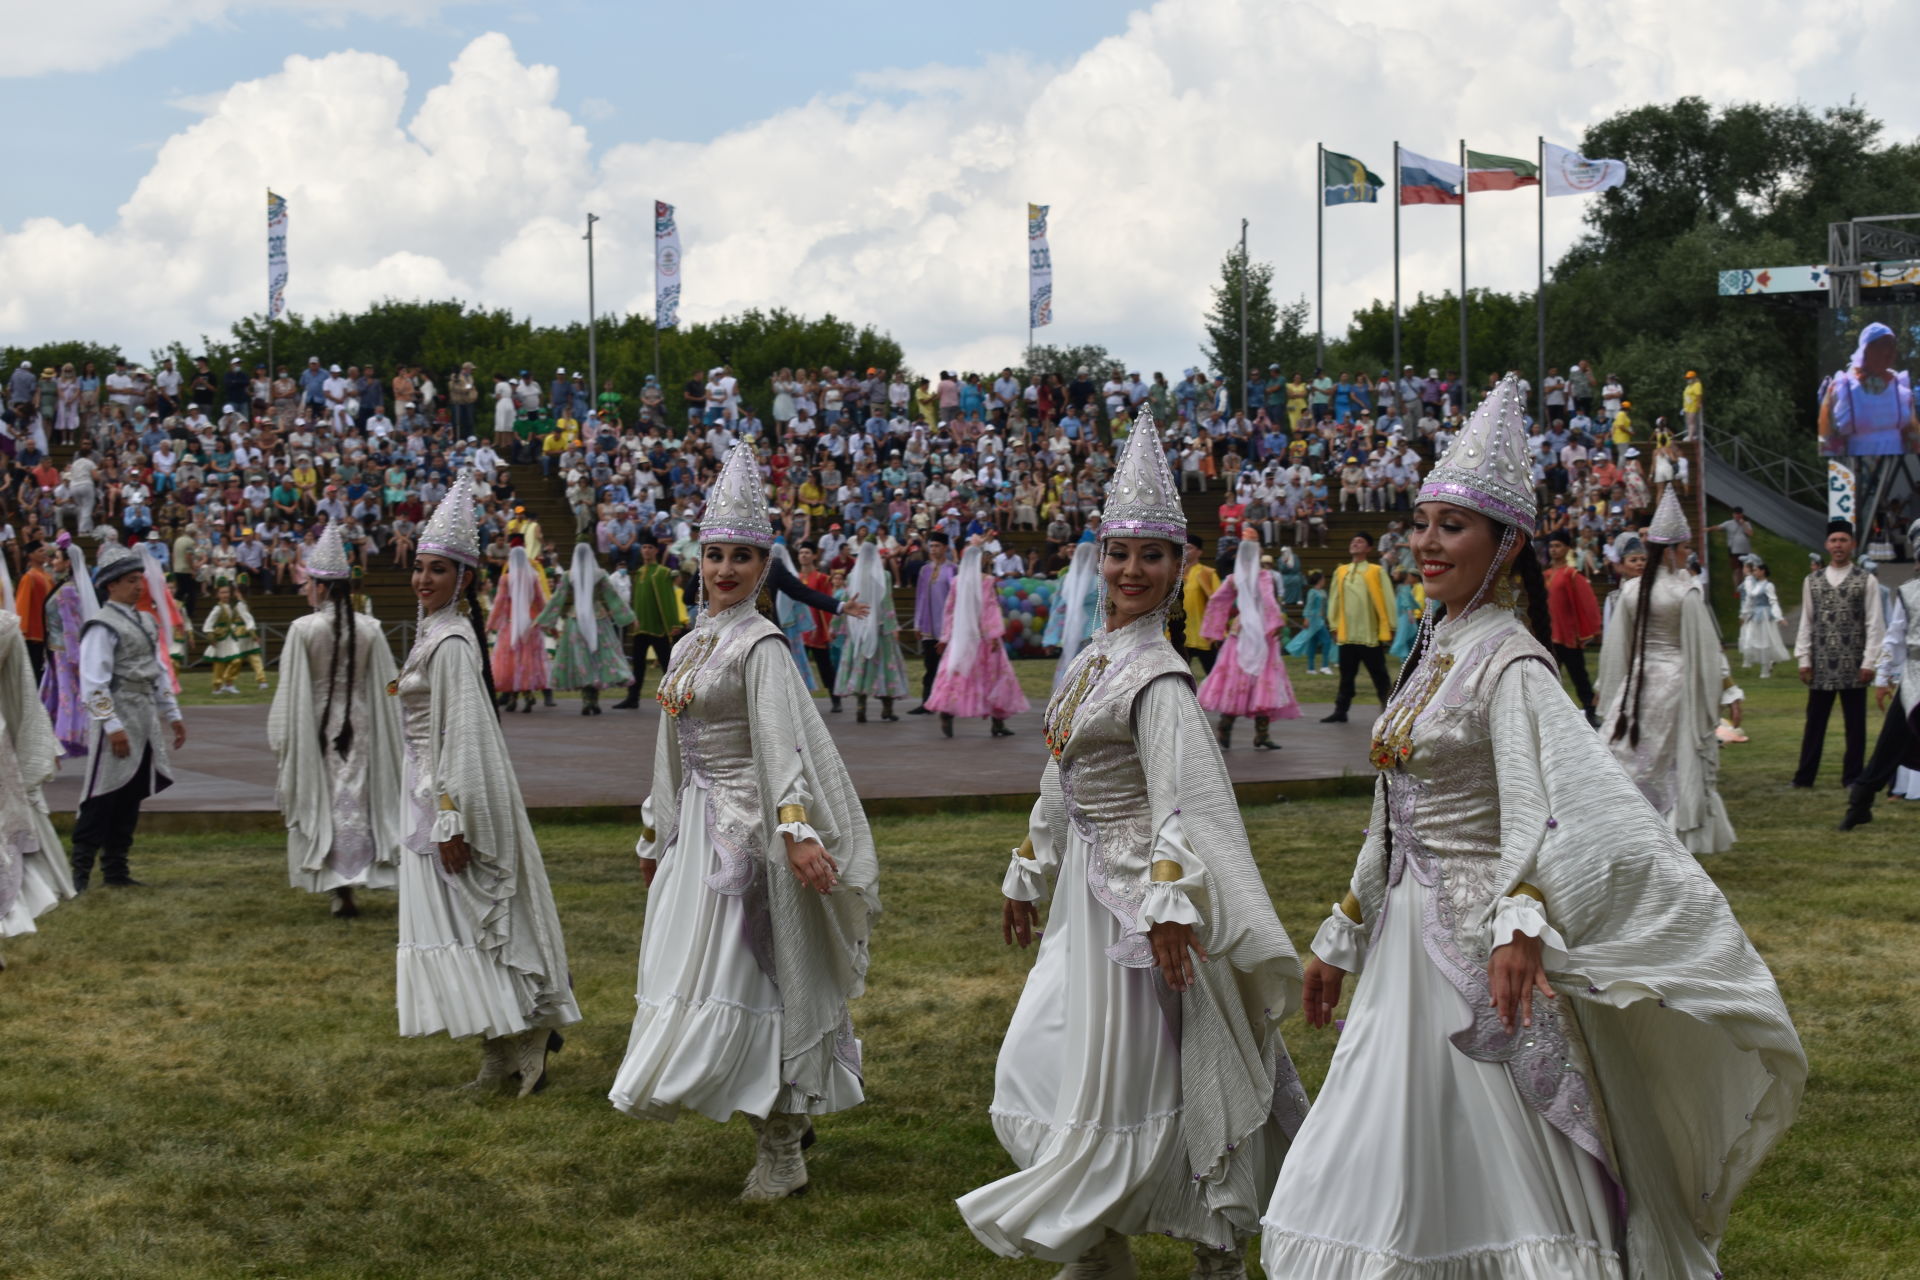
[609,782,862,1123]
[1,846,75,938]
[395,797,580,1040]
[1261,872,1622,1278]
[958,826,1253,1262]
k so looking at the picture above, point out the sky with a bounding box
[1,0,1909,379]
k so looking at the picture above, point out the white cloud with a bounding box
[0,2,1905,377]
[2,0,457,77]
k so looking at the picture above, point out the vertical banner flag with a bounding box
[1398,149,1464,205]
[266,190,289,319]
[1322,150,1383,205]
[1028,203,1053,329]
[1828,460,1856,527]
[1465,150,1540,192]
[654,200,681,330]
[1542,143,1628,197]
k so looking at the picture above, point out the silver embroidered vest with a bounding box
[82,602,170,799]
[1046,622,1192,968]
[1383,618,1618,1179]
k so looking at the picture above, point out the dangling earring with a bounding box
[1491,570,1520,611]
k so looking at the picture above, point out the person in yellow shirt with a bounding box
[1177,534,1222,674]
[1285,373,1310,430]
[1321,532,1393,723]
[1611,400,1633,446]
[1682,371,1703,437]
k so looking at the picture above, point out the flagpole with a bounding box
[1458,138,1468,411]
[1392,142,1401,397]
[1315,143,1325,371]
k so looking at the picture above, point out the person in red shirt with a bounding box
[15,538,54,683]
[796,542,841,712]
[1544,529,1603,724]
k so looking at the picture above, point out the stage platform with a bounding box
[40,698,1378,831]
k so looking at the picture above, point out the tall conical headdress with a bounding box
[418,470,481,566]
[91,541,144,587]
[306,521,351,580]
[700,443,775,547]
[1418,373,1536,535]
[1646,484,1692,545]
[1101,407,1185,543]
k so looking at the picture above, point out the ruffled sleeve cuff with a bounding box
[1128,809,1206,934]
[775,820,823,848]
[1001,848,1049,903]
[634,797,658,860]
[1489,894,1570,968]
[431,806,465,843]
[1311,906,1370,974]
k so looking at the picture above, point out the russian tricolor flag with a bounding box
[1399,148,1464,205]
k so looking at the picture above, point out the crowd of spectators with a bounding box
[0,346,1705,630]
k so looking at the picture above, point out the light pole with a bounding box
[584,212,600,415]
[1239,217,1249,414]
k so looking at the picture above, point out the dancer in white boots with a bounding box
[1263,376,1804,1279]
[960,410,1307,1280]
[611,442,880,1203]
[267,521,405,919]
[394,471,580,1095]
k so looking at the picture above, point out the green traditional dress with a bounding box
[535,567,636,690]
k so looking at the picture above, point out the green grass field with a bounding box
[3,671,1916,1279]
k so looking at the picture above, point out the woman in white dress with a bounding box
[394,471,580,1095]
[1597,487,1736,856]
[267,522,405,919]
[0,564,73,966]
[960,411,1306,1280]
[1264,376,1805,1279]
[1736,558,1792,677]
[610,442,879,1203]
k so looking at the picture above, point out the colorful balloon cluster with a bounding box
[996,577,1056,658]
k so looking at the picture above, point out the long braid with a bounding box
[1512,551,1557,669]
[332,582,358,758]
[464,572,497,710]
[319,588,345,755]
[1610,555,1662,747]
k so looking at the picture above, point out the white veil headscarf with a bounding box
[569,542,600,652]
[506,546,535,644]
[1052,540,1099,688]
[845,541,888,663]
[140,542,175,656]
[947,543,986,672]
[1232,535,1269,676]
[66,543,98,622]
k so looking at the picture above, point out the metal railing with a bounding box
[1703,424,1826,507]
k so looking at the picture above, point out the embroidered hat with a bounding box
[1100,407,1185,544]
[1646,485,1691,545]
[418,469,481,566]
[1418,373,1536,535]
[92,542,144,587]
[699,443,775,547]
[306,521,351,580]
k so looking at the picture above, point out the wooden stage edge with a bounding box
[46,773,1376,836]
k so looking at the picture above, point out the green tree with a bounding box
[1201,247,1314,407]
[1021,343,1113,383]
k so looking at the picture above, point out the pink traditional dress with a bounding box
[487,548,551,694]
[927,546,1030,722]
[1197,542,1300,721]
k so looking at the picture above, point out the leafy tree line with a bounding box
[1203,97,1920,461]
[2,302,904,424]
